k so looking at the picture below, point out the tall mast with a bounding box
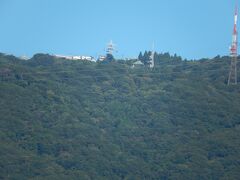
[106,40,116,55]
[150,42,155,69]
[228,5,238,85]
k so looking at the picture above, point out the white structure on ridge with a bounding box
[19,55,30,60]
[54,55,96,62]
[132,60,144,68]
[106,40,117,55]
[98,40,117,61]
[150,43,155,68]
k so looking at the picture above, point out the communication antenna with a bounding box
[228,5,238,85]
[150,42,155,68]
[106,40,117,55]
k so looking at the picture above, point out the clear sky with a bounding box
[0,0,238,59]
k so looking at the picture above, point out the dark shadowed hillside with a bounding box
[0,53,240,179]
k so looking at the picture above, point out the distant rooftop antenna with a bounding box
[106,40,117,55]
[228,5,238,85]
[150,42,155,68]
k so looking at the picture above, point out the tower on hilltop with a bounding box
[228,5,238,85]
[149,43,155,69]
[105,40,117,62]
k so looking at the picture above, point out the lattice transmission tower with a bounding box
[228,5,238,85]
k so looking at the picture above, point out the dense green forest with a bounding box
[0,53,240,179]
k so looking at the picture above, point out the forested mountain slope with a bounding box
[0,53,240,179]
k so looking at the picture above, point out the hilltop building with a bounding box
[132,60,144,68]
[98,55,106,61]
[54,55,96,62]
[19,55,30,60]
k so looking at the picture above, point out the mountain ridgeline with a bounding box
[0,53,240,179]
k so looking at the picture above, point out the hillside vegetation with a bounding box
[0,53,240,179]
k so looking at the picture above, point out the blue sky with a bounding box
[0,0,238,59]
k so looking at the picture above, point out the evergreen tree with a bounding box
[138,52,143,61]
[105,53,115,62]
[142,51,151,65]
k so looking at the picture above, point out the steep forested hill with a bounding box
[0,53,240,179]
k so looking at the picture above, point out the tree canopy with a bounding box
[0,53,240,179]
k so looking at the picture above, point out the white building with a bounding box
[54,55,96,62]
[19,55,30,60]
[98,55,106,61]
[132,60,144,68]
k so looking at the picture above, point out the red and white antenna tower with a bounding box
[228,5,238,85]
